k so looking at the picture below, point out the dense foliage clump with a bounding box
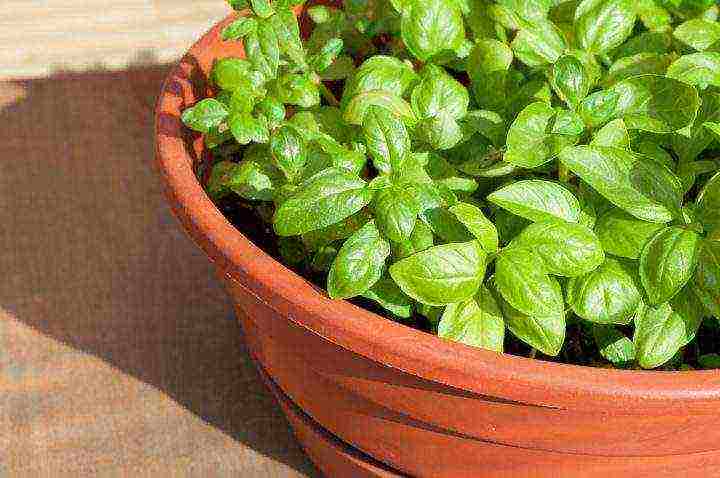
[182,0,720,369]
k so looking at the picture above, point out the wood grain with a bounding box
[0,0,230,79]
[0,66,317,477]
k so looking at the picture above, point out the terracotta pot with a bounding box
[155,11,720,478]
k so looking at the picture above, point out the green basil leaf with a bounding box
[550,54,592,109]
[389,241,486,306]
[612,31,672,60]
[255,96,285,129]
[368,175,393,190]
[321,55,356,80]
[314,135,367,175]
[362,105,410,173]
[245,20,280,80]
[361,276,414,318]
[425,154,478,193]
[222,18,257,41]
[505,79,553,122]
[301,209,372,250]
[504,102,583,168]
[393,219,434,258]
[500,0,553,20]
[559,145,682,223]
[635,140,675,170]
[227,0,249,11]
[181,98,229,133]
[568,48,603,86]
[590,118,630,148]
[464,0,496,38]
[635,0,671,32]
[705,121,720,138]
[274,168,374,236]
[511,18,567,67]
[698,171,720,233]
[328,221,390,299]
[269,9,307,68]
[696,285,720,318]
[411,64,469,120]
[578,75,700,133]
[439,285,505,352]
[595,208,667,259]
[211,58,254,91]
[674,18,720,52]
[634,287,704,368]
[567,257,643,324]
[415,111,464,150]
[488,180,582,223]
[592,325,636,366]
[229,112,269,145]
[228,158,283,201]
[671,93,720,163]
[576,185,599,228]
[344,89,417,126]
[311,106,356,144]
[667,52,720,89]
[374,185,421,242]
[603,53,672,87]
[249,0,274,18]
[467,39,514,112]
[341,56,419,109]
[640,226,703,305]
[495,246,565,317]
[491,277,566,356]
[695,239,720,315]
[449,202,499,253]
[420,207,474,243]
[275,73,321,108]
[270,125,306,182]
[309,37,344,72]
[493,208,530,246]
[396,154,436,187]
[487,2,520,29]
[401,0,465,63]
[575,0,637,54]
[459,110,506,147]
[287,111,321,141]
[513,220,605,277]
[228,85,261,114]
[578,180,614,218]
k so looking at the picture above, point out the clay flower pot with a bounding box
[155,12,720,478]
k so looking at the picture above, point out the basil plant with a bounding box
[182,0,720,369]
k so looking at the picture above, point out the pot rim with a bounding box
[154,12,720,410]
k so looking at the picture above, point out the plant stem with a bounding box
[319,82,340,107]
[558,163,570,183]
[529,348,537,359]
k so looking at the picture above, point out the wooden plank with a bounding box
[0,65,317,476]
[0,0,231,78]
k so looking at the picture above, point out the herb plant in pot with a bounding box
[155,0,720,475]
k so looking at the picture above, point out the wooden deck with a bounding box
[0,2,318,476]
[0,0,230,78]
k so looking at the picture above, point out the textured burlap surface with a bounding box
[0,66,317,477]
